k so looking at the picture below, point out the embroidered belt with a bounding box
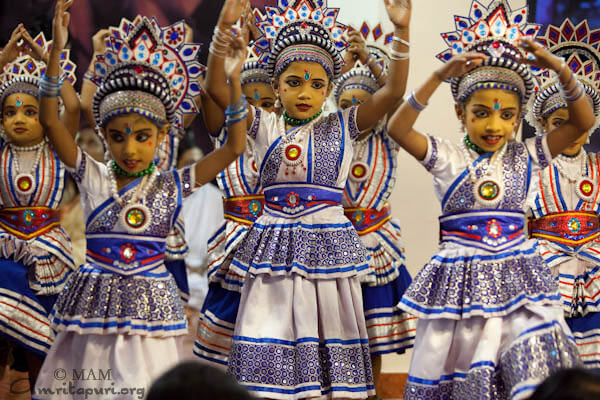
[0,206,60,240]
[344,203,391,235]
[223,194,265,225]
[529,211,600,247]
[86,236,165,276]
[440,210,525,252]
[264,183,343,218]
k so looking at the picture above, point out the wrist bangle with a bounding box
[392,36,410,47]
[390,49,409,60]
[405,90,427,112]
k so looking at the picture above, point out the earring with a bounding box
[460,123,465,133]
[274,95,281,109]
[586,135,591,144]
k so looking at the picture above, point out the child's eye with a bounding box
[340,102,350,110]
[286,79,300,87]
[501,111,515,120]
[25,109,37,116]
[261,101,274,108]
[4,110,15,117]
[473,110,488,118]
[109,132,124,143]
[312,82,324,89]
[136,133,150,142]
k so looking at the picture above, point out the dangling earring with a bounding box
[274,95,281,109]
[586,135,591,144]
[460,122,466,133]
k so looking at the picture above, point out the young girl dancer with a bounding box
[33,0,246,395]
[207,0,411,397]
[0,25,78,386]
[386,1,595,398]
[334,24,417,394]
[527,19,600,370]
[194,27,273,366]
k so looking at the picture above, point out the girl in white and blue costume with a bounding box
[526,19,600,370]
[205,0,412,397]
[386,1,595,398]
[33,8,246,395]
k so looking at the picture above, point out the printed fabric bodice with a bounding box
[399,135,560,320]
[50,149,194,337]
[342,124,406,285]
[231,106,369,279]
[0,141,74,295]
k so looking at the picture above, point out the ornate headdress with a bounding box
[90,16,204,134]
[0,32,76,108]
[333,22,392,104]
[241,39,272,87]
[526,19,600,134]
[436,0,541,107]
[254,0,349,79]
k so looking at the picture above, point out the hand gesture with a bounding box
[184,23,194,44]
[21,29,48,63]
[91,29,110,55]
[384,0,411,29]
[219,0,248,26]
[52,0,73,53]
[244,4,262,42]
[434,52,487,81]
[224,33,247,81]
[517,38,563,72]
[0,24,26,66]
[346,29,369,63]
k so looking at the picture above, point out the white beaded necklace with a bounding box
[555,150,586,183]
[9,139,47,196]
[460,139,507,207]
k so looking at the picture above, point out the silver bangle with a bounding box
[390,48,409,60]
[405,90,427,112]
[392,36,410,47]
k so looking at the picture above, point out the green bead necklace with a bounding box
[463,135,486,155]
[283,109,323,126]
[111,160,156,178]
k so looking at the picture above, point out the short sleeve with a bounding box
[525,135,552,174]
[420,135,443,173]
[177,166,197,199]
[343,106,361,140]
[66,147,107,194]
[248,106,262,140]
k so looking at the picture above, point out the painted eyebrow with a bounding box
[471,104,517,110]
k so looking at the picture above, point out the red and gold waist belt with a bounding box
[0,206,60,240]
[529,211,600,247]
[223,195,265,225]
[344,203,391,235]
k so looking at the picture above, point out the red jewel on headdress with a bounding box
[301,22,309,30]
[491,41,501,49]
[135,65,144,74]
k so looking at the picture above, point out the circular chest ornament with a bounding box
[283,144,303,166]
[349,161,370,183]
[474,178,503,207]
[121,203,152,234]
[14,173,36,196]
[576,177,595,202]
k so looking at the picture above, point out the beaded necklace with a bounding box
[554,150,595,202]
[283,109,322,126]
[9,139,47,196]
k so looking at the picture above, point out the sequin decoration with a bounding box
[568,217,581,234]
[253,90,260,101]
[475,178,502,207]
[576,177,595,201]
[15,96,22,107]
[304,69,311,81]
[124,124,132,135]
[249,199,262,217]
[493,98,501,111]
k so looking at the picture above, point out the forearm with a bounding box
[223,77,246,156]
[206,22,233,109]
[356,26,409,130]
[80,57,99,128]
[40,47,78,167]
[59,81,80,137]
[561,65,596,132]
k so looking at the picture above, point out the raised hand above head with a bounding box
[91,29,110,55]
[383,0,411,29]
[0,24,26,68]
[52,0,73,53]
[517,38,563,72]
[434,52,487,81]
[219,0,249,26]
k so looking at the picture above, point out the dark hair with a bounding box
[146,361,255,400]
[528,368,600,400]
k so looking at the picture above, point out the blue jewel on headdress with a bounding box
[352,96,357,104]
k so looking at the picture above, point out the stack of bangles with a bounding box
[390,35,410,61]
[558,63,585,103]
[38,73,65,98]
[209,25,229,58]
[405,90,427,112]
[364,54,386,84]
[225,97,248,126]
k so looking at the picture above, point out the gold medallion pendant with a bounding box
[349,161,370,183]
[14,173,36,196]
[576,177,595,202]
[474,178,503,207]
[121,203,152,235]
